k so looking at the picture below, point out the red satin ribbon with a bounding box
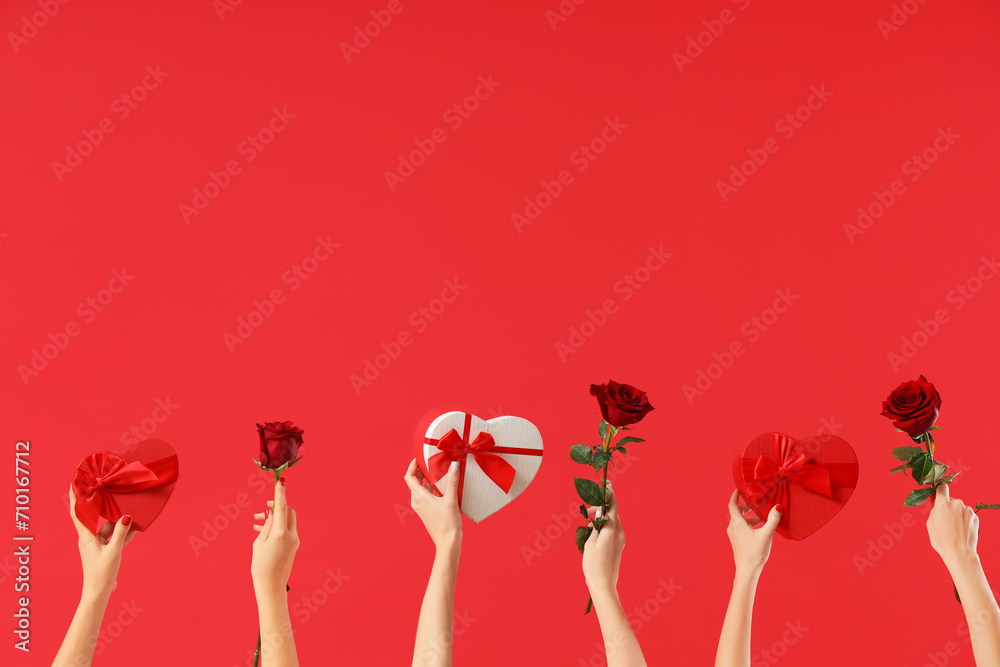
[72,452,178,534]
[746,433,832,509]
[425,413,541,503]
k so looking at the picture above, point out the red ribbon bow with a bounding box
[746,434,832,509]
[429,427,518,495]
[71,452,178,535]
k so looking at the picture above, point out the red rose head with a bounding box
[880,375,941,435]
[256,421,304,469]
[590,380,654,428]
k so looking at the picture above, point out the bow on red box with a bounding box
[733,432,859,541]
[71,438,179,535]
[416,412,543,523]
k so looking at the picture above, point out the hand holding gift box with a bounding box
[733,432,859,541]
[415,411,543,523]
[71,438,179,535]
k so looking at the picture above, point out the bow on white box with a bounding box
[416,412,544,522]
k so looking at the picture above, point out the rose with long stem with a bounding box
[572,381,653,615]
[251,421,304,666]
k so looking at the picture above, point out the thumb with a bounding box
[763,504,783,534]
[445,460,461,501]
[107,515,133,551]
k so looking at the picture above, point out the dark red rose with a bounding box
[590,380,654,428]
[881,375,941,435]
[256,421,304,469]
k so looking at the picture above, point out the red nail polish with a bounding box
[774,504,784,514]
[264,509,270,519]
[122,515,132,526]
[279,477,286,486]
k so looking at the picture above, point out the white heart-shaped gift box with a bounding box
[415,412,543,522]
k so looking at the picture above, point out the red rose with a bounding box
[590,380,654,428]
[256,421,304,469]
[880,375,941,435]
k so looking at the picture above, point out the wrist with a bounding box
[734,565,762,586]
[945,552,982,578]
[81,583,114,606]
[253,579,289,602]
[434,532,462,557]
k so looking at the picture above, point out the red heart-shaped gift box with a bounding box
[71,438,179,535]
[733,432,859,541]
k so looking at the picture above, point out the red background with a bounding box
[2,0,1000,664]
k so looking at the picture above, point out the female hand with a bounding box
[68,485,135,600]
[927,483,979,569]
[582,483,626,598]
[726,490,781,578]
[404,459,462,550]
[252,478,300,597]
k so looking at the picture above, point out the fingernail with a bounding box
[449,461,459,473]
[279,477,286,486]
[264,509,270,519]
[596,508,603,519]
[122,515,132,526]
[774,504,784,514]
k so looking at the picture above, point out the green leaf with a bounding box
[574,478,605,507]
[904,487,935,507]
[930,425,942,430]
[908,453,932,484]
[570,445,593,465]
[889,464,906,473]
[591,449,610,471]
[598,421,608,441]
[893,446,924,462]
[578,504,589,519]
[575,526,593,555]
[591,516,608,531]
[976,503,1000,512]
[609,425,619,437]
[617,436,645,446]
[617,446,628,454]
[940,473,960,484]
[929,462,948,485]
